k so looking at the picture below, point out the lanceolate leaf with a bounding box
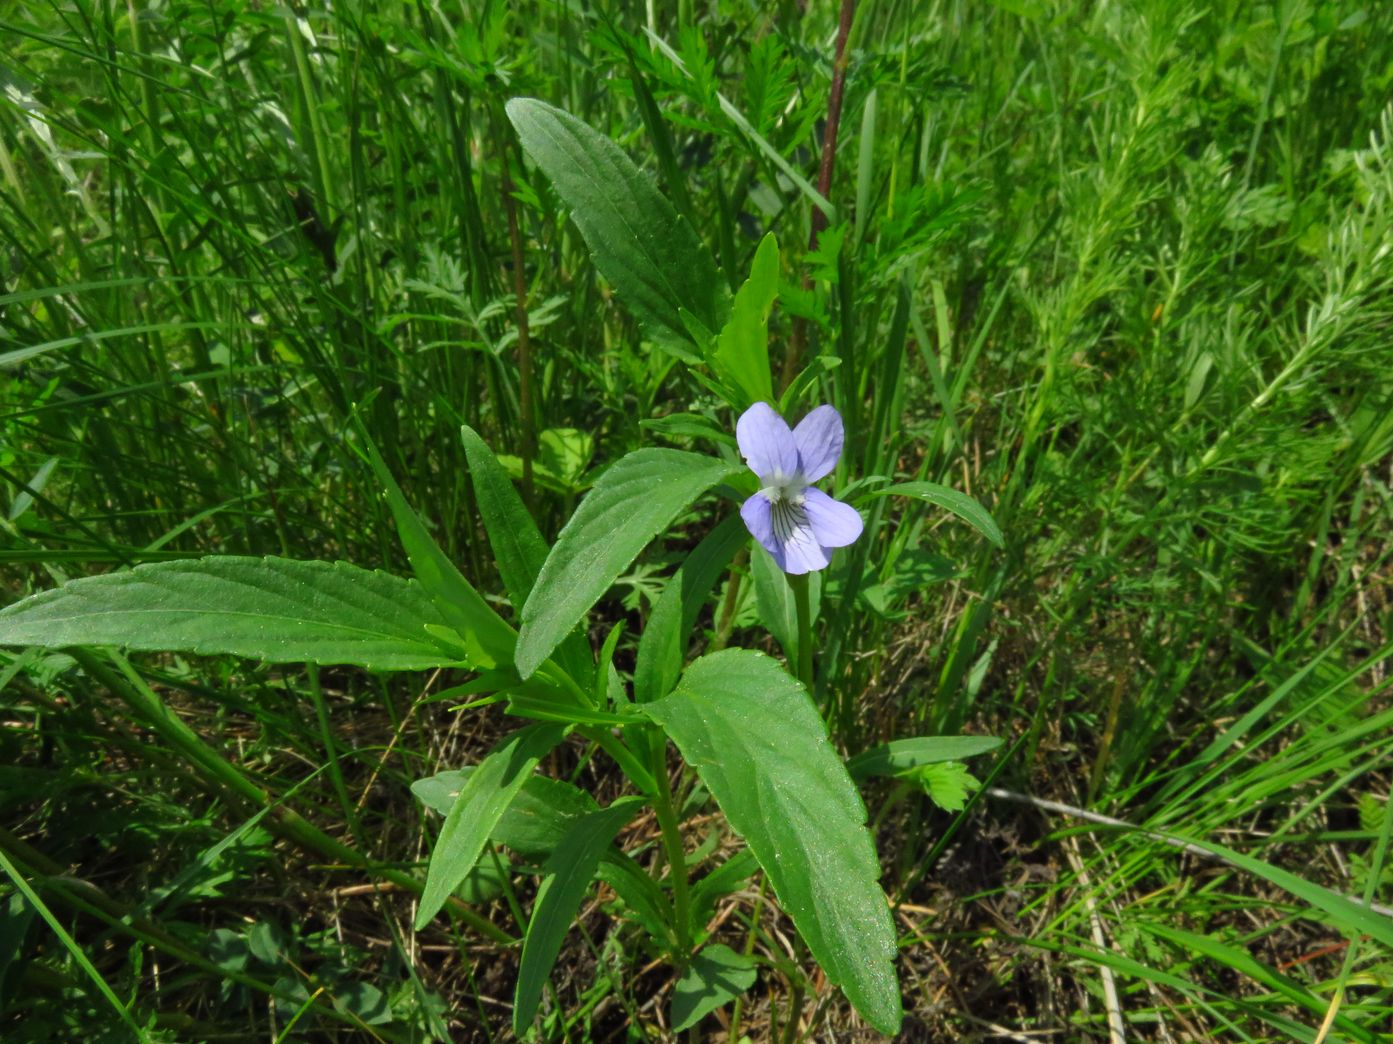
[847,736,1003,782]
[0,557,460,671]
[749,544,821,669]
[460,424,591,683]
[633,514,748,703]
[688,850,759,942]
[412,769,598,859]
[515,449,740,679]
[506,97,729,351]
[643,650,902,1035]
[712,232,778,407]
[870,481,1004,549]
[513,797,645,1035]
[354,424,516,669]
[460,424,548,611]
[416,768,669,943]
[596,850,673,946]
[415,724,568,930]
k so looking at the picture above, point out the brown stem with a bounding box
[709,548,748,652]
[782,0,857,392]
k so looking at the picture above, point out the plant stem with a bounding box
[790,572,814,691]
[782,0,857,391]
[780,976,806,1044]
[650,732,693,964]
[710,548,748,652]
[580,725,656,796]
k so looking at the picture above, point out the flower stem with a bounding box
[789,572,814,691]
[650,733,693,965]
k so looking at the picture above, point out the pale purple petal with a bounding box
[771,498,830,574]
[736,402,799,483]
[744,492,833,574]
[792,405,844,482]
[740,492,779,559]
[803,487,863,549]
[778,524,830,574]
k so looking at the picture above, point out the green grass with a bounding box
[3,0,1392,1038]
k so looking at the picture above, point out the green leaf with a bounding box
[504,688,641,727]
[596,850,674,947]
[620,47,695,225]
[334,981,391,1025]
[870,481,1004,549]
[513,797,645,1035]
[0,557,459,671]
[643,650,901,1035]
[536,428,595,489]
[671,943,758,1033]
[8,455,58,521]
[412,769,597,859]
[415,723,568,929]
[1022,936,1317,1037]
[497,428,596,496]
[516,449,740,679]
[847,736,1003,782]
[688,850,759,941]
[0,892,37,1001]
[1357,793,1386,834]
[460,425,591,684]
[640,29,835,220]
[639,412,736,448]
[459,425,548,612]
[593,621,626,706]
[913,762,979,813]
[353,424,516,669]
[454,857,509,905]
[1039,798,1393,954]
[506,98,729,351]
[858,548,959,620]
[778,353,843,415]
[712,232,778,407]
[633,514,748,703]
[749,543,821,668]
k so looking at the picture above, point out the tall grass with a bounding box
[2,0,1390,1038]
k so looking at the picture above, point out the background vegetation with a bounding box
[2,0,1391,1038]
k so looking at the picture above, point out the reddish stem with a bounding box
[782,0,857,391]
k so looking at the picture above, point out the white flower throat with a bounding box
[761,478,810,542]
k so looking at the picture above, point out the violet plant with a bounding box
[737,402,863,576]
[0,99,1004,1037]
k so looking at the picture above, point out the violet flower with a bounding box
[736,402,864,575]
